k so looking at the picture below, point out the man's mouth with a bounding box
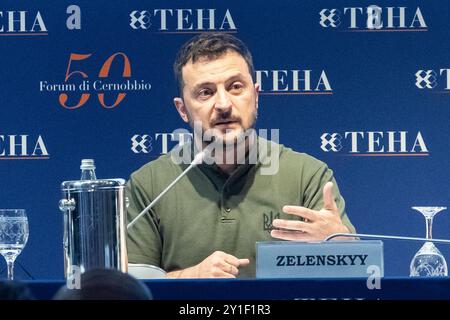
[213,119,239,127]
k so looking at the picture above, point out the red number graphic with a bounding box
[58,53,92,109]
[59,52,132,109]
[98,52,132,109]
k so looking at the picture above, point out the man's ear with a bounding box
[254,83,260,109]
[173,97,189,123]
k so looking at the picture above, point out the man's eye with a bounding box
[230,83,244,93]
[198,89,213,97]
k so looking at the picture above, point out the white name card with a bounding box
[256,240,384,278]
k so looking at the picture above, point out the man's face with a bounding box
[174,50,259,145]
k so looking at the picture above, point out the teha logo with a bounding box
[319,9,342,28]
[320,131,429,156]
[256,69,332,95]
[415,68,450,91]
[320,133,343,152]
[319,5,427,32]
[0,10,48,35]
[0,135,49,159]
[131,132,192,155]
[415,70,437,89]
[129,9,236,32]
[131,135,152,154]
[130,11,151,29]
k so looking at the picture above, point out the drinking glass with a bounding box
[409,206,447,277]
[0,209,29,280]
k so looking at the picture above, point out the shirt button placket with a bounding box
[221,192,231,215]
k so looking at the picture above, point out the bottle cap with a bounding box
[80,159,95,170]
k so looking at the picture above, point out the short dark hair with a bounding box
[173,33,255,96]
[53,268,152,300]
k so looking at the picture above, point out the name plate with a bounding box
[256,240,383,278]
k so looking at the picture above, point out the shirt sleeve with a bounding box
[126,170,163,267]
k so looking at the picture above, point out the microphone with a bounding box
[325,233,450,245]
[127,144,211,230]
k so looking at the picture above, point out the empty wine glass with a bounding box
[409,206,447,277]
[0,209,29,280]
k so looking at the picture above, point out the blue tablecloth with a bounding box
[25,277,450,300]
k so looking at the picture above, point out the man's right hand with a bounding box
[167,251,250,278]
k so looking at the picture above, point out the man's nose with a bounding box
[214,89,232,113]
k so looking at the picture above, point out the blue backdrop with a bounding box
[0,0,449,279]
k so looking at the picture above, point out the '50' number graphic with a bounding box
[58,52,131,109]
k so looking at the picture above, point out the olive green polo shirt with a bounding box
[126,138,356,278]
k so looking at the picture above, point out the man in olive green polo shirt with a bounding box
[126,33,356,278]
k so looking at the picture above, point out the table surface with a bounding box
[25,277,450,300]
